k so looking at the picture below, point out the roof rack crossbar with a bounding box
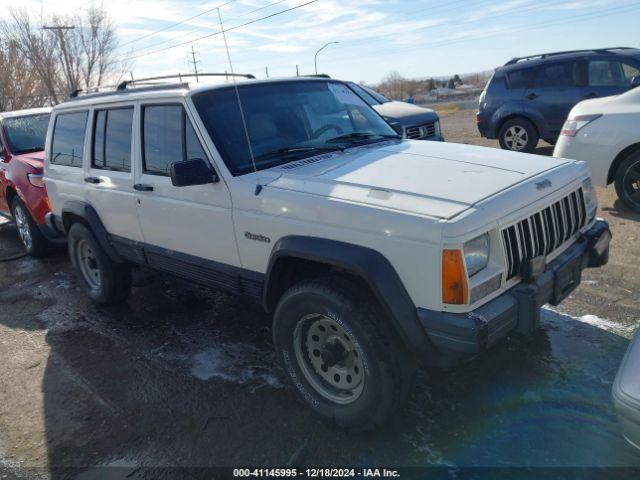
[504,46,635,65]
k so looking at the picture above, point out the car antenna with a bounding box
[217,8,262,196]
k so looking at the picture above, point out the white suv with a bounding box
[44,75,611,430]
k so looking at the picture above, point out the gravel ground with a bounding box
[0,109,639,479]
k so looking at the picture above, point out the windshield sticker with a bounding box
[328,83,367,106]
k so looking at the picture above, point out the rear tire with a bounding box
[68,223,131,304]
[614,151,640,213]
[11,197,49,257]
[498,118,539,153]
[272,278,415,431]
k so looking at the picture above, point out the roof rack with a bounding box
[67,72,256,100]
[504,47,635,66]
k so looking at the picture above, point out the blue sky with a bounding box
[6,0,640,83]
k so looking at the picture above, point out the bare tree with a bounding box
[0,39,50,110]
[2,5,127,105]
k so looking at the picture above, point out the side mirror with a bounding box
[630,76,640,90]
[170,158,218,187]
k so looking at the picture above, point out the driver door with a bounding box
[134,102,240,270]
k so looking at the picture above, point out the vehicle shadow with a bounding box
[602,198,640,221]
[534,145,554,157]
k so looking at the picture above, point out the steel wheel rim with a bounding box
[76,239,101,289]
[293,314,365,405]
[13,204,32,251]
[622,159,640,208]
[504,125,528,151]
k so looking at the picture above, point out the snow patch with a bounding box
[543,307,636,337]
[189,344,283,389]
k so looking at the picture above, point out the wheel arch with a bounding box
[263,236,435,359]
[607,142,640,185]
[61,201,124,263]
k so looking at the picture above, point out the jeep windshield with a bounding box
[192,80,399,176]
[3,113,50,155]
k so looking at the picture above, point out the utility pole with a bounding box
[296,64,299,77]
[265,66,269,78]
[188,45,201,83]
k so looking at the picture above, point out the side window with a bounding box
[534,61,578,88]
[92,107,133,172]
[143,105,207,176]
[507,68,535,89]
[51,111,88,167]
[588,60,628,87]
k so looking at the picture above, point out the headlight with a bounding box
[582,178,598,221]
[464,234,489,277]
[560,114,602,137]
[434,120,441,137]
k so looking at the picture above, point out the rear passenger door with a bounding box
[525,60,584,137]
[85,105,144,242]
[134,102,240,270]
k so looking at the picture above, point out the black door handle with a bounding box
[84,176,102,184]
[134,183,154,192]
[527,93,538,100]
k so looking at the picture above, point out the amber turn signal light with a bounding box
[442,249,468,305]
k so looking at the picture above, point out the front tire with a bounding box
[11,197,49,257]
[614,151,640,213]
[68,223,132,304]
[498,118,539,153]
[273,280,414,431]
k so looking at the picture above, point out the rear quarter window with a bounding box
[507,68,535,89]
[51,111,88,167]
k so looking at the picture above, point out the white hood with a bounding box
[267,141,572,219]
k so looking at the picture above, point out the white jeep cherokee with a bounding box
[43,76,611,430]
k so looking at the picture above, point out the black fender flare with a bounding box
[61,201,124,263]
[263,235,435,358]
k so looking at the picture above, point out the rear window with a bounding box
[51,111,88,167]
[92,107,133,172]
[3,114,50,155]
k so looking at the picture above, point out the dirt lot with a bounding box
[1,109,639,479]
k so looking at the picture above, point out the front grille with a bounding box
[501,188,587,280]
[405,122,436,139]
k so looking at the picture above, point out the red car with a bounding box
[0,108,55,256]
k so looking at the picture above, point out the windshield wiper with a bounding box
[254,146,343,162]
[326,132,401,144]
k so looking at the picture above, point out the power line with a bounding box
[116,0,238,50]
[119,0,289,59]
[119,0,319,61]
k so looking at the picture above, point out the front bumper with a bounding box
[418,219,611,367]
